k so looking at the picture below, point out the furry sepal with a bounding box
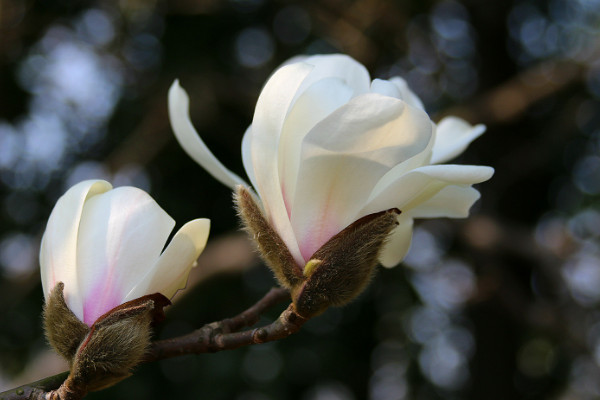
[69,293,169,391]
[235,185,303,288]
[44,283,170,393]
[292,208,400,318]
[43,283,90,362]
[235,184,400,319]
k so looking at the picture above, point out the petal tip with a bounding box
[482,166,495,180]
[168,79,188,105]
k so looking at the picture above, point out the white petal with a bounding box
[241,126,258,189]
[125,218,210,301]
[278,77,354,211]
[297,54,371,97]
[389,77,425,111]
[40,179,112,319]
[169,80,247,190]
[250,62,314,265]
[410,185,482,218]
[291,94,433,260]
[365,113,437,200]
[371,79,402,98]
[362,165,494,217]
[76,187,175,326]
[278,54,309,67]
[379,217,414,268]
[431,117,486,164]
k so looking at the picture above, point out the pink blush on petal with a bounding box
[296,191,343,264]
[82,279,123,326]
[298,219,341,263]
[298,240,314,265]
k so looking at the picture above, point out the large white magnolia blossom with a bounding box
[169,54,493,269]
[40,180,210,326]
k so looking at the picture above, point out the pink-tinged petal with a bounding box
[362,165,494,217]
[124,218,210,301]
[431,116,486,164]
[76,187,175,326]
[291,94,433,261]
[294,155,390,261]
[379,217,414,268]
[169,80,247,190]
[389,77,426,111]
[40,179,112,320]
[278,77,354,212]
[250,62,313,266]
[410,185,482,219]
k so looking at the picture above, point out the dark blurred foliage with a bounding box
[1,0,600,399]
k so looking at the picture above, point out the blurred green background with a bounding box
[1,0,600,399]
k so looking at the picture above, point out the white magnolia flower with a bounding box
[169,54,493,269]
[40,180,210,326]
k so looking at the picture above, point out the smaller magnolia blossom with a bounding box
[40,179,210,327]
[40,180,210,393]
[169,54,493,315]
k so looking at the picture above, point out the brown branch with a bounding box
[147,301,306,361]
[1,372,69,400]
[0,287,302,400]
[144,286,298,361]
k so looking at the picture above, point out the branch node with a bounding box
[283,305,308,327]
[253,328,268,343]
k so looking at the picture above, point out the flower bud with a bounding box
[235,185,303,290]
[69,292,169,391]
[44,282,170,393]
[40,180,210,327]
[43,282,89,362]
[40,180,209,396]
[292,208,400,317]
[236,185,399,318]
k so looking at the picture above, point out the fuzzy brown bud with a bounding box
[292,208,400,317]
[235,185,303,288]
[43,283,170,395]
[44,283,90,362]
[235,184,400,319]
[68,293,169,392]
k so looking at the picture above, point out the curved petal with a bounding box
[40,179,112,319]
[250,62,314,265]
[362,165,494,217]
[365,114,437,201]
[169,80,247,190]
[278,77,354,212]
[241,126,258,190]
[291,94,433,261]
[431,116,486,164]
[379,217,414,268]
[125,218,211,301]
[297,54,371,98]
[371,79,402,99]
[389,77,425,111]
[76,187,175,326]
[410,185,482,219]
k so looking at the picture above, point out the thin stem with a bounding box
[220,286,291,333]
[0,287,296,400]
[146,302,307,361]
[0,372,69,400]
